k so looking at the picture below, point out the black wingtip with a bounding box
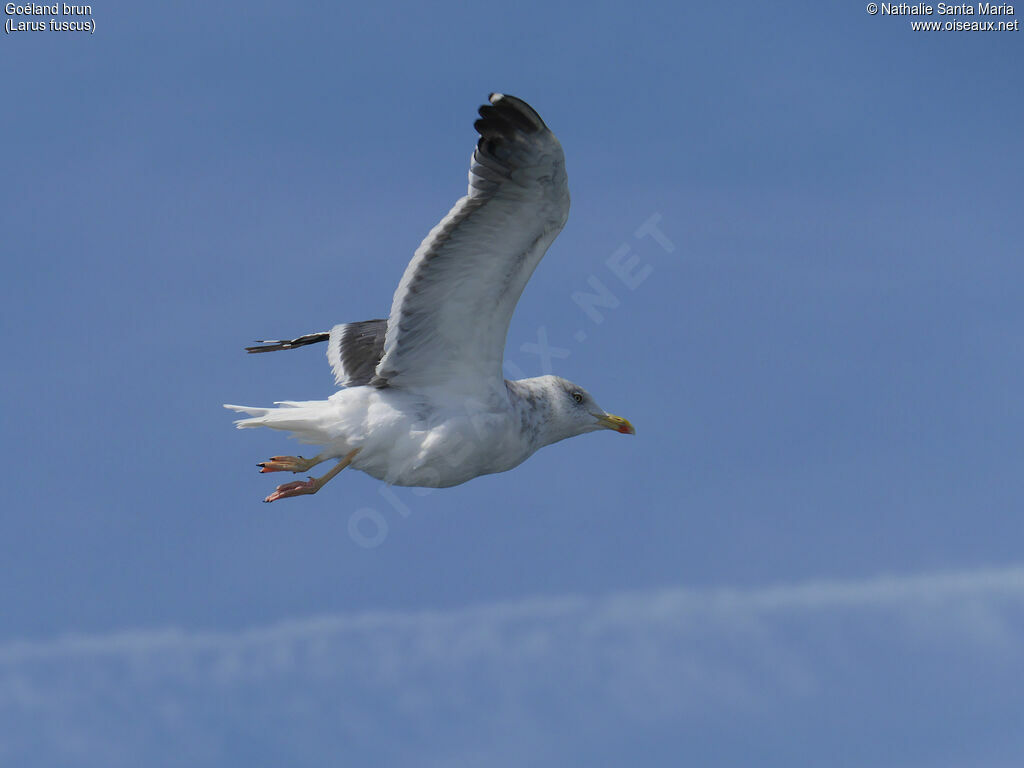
[484,93,546,131]
[474,94,546,147]
[244,331,330,354]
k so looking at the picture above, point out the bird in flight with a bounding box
[225,94,634,502]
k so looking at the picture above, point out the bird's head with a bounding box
[537,375,635,443]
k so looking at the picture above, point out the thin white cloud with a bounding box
[3,564,1022,665]
[2,565,1023,768]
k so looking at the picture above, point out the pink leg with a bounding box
[257,454,325,474]
[264,477,318,502]
[263,448,359,503]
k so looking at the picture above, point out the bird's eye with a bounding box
[571,392,584,404]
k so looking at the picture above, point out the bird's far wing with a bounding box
[326,319,388,387]
[371,93,570,397]
[243,320,388,389]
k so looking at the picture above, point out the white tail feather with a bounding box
[222,402,342,446]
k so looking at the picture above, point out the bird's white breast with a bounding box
[327,386,536,488]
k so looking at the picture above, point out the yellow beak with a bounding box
[597,413,635,435]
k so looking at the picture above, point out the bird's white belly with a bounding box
[331,388,533,488]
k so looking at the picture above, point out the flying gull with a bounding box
[225,93,634,502]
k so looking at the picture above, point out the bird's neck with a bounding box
[505,378,567,450]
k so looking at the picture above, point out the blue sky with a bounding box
[2,1,1023,765]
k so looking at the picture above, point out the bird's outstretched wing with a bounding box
[371,93,570,397]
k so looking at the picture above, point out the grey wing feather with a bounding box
[327,319,388,387]
[372,93,570,395]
